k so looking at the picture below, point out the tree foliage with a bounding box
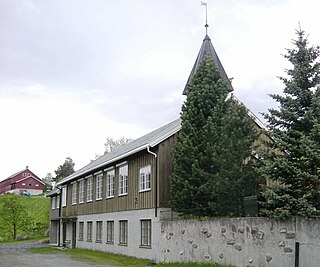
[94,137,133,160]
[103,137,133,154]
[0,194,32,240]
[54,157,75,182]
[259,29,320,219]
[171,56,260,217]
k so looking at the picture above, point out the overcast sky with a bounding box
[0,0,319,181]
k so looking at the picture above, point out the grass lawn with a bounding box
[28,247,234,267]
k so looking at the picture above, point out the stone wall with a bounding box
[158,217,320,267]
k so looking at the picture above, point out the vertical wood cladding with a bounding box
[62,150,158,217]
[157,133,178,207]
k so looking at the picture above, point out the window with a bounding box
[87,176,93,202]
[79,222,84,240]
[96,221,103,242]
[119,165,128,195]
[72,183,77,205]
[141,220,151,247]
[106,221,114,244]
[56,195,60,209]
[51,196,56,210]
[139,165,151,192]
[106,169,115,198]
[79,179,84,203]
[62,186,67,207]
[119,220,128,245]
[87,222,93,241]
[96,173,103,200]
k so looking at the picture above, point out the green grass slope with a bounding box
[0,194,49,241]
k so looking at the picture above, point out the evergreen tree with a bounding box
[215,98,259,216]
[259,29,320,219]
[171,56,259,217]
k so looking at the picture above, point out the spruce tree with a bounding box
[171,56,259,217]
[215,98,259,216]
[260,29,320,219]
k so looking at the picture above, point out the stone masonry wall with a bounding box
[158,217,320,267]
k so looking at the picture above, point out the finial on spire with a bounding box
[201,1,208,35]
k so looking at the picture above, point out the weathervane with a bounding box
[201,1,208,35]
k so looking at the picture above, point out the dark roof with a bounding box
[57,118,181,185]
[46,187,60,197]
[183,34,234,95]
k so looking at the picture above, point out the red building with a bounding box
[0,167,46,196]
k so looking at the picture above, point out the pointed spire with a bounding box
[183,2,233,95]
[183,34,234,95]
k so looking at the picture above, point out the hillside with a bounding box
[0,194,50,242]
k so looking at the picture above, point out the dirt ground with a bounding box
[0,241,112,267]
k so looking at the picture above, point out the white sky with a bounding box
[0,0,319,180]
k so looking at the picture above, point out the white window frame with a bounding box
[51,196,56,210]
[56,195,60,209]
[86,176,93,202]
[106,221,114,244]
[96,173,103,200]
[72,182,77,205]
[96,221,103,242]
[62,186,67,207]
[119,220,128,245]
[119,164,128,196]
[140,219,152,247]
[139,165,151,192]
[79,179,84,203]
[106,169,115,198]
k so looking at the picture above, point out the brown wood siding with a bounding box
[50,206,59,220]
[157,133,178,208]
[62,150,156,217]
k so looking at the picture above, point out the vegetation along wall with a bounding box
[158,217,320,267]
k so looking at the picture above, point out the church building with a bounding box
[48,27,266,261]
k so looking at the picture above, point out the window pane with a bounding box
[141,220,151,247]
[119,220,128,244]
[107,221,114,243]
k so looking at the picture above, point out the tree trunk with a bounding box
[13,223,16,240]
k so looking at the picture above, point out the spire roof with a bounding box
[183,34,234,95]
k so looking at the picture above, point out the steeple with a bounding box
[183,34,234,95]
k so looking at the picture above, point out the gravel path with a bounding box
[0,241,113,267]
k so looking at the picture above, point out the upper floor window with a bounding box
[87,176,93,202]
[79,179,84,203]
[62,186,67,207]
[51,196,56,210]
[119,164,128,196]
[106,169,115,198]
[72,183,77,205]
[96,173,103,200]
[56,195,60,209]
[139,165,151,192]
